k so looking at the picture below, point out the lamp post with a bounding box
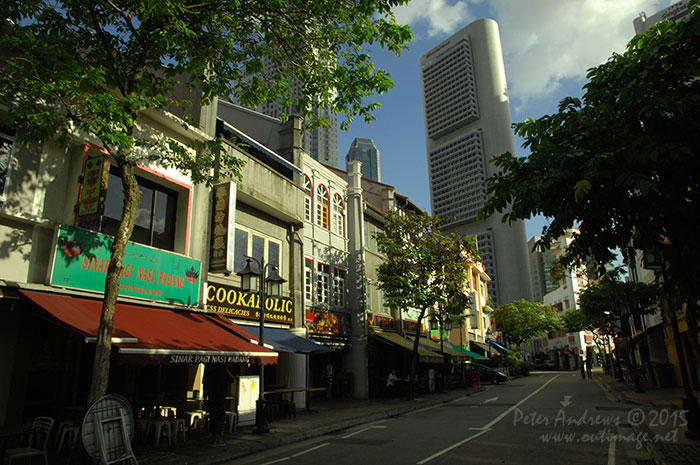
[238,256,286,434]
[430,312,452,391]
[642,242,700,440]
[620,303,645,394]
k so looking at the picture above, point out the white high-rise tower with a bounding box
[420,19,532,305]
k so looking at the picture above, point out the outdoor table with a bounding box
[263,387,327,412]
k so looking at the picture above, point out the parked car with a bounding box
[533,359,558,371]
[464,362,508,384]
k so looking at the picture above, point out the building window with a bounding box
[333,193,344,236]
[332,268,345,307]
[0,126,16,203]
[303,174,312,223]
[233,226,282,276]
[365,280,372,311]
[316,184,329,230]
[304,257,313,302]
[378,288,387,315]
[102,171,178,251]
[316,262,330,305]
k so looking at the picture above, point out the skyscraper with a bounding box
[420,19,532,305]
[345,138,381,182]
[257,96,339,168]
[633,0,691,34]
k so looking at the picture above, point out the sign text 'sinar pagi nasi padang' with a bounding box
[50,224,201,306]
[206,282,293,325]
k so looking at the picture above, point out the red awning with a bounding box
[19,289,277,365]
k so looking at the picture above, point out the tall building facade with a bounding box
[633,0,691,34]
[420,19,532,305]
[345,138,381,182]
[257,96,338,168]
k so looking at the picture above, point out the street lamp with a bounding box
[238,256,286,434]
[486,329,493,360]
[620,304,645,393]
[430,313,452,391]
[642,241,700,440]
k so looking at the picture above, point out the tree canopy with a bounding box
[493,300,561,346]
[482,3,700,303]
[0,0,412,404]
[376,209,479,399]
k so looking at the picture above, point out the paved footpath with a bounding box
[594,370,700,465]
[134,386,485,465]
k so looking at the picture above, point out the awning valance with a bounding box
[407,336,469,362]
[451,344,488,360]
[373,331,442,363]
[241,324,330,354]
[470,341,490,355]
[488,339,509,354]
[20,289,277,365]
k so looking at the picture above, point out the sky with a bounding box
[336,0,669,240]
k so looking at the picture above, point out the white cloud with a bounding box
[394,0,666,107]
[394,0,479,38]
[490,0,665,107]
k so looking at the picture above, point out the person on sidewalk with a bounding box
[586,357,592,379]
[385,369,400,397]
[579,356,586,380]
[204,364,235,446]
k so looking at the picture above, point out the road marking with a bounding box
[608,440,615,465]
[260,458,290,465]
[417,374,560,464]
[560,395,572,407]
[260,442,330,464]
[342,426,388,439]
[482,397,499,404]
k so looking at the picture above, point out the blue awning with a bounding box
[242,325,329,354]
[489,339,508,353]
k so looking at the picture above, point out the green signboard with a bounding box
[50,224,201,306]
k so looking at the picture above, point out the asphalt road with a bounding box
[231,372,656,465]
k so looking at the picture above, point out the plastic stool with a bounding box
[57,426,80,453]
[150,419,172,447]
[224,411,237,434]
[170,418,186,443]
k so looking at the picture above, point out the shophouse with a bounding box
[0,102,280,430]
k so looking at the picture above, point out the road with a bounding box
[231,372,656,465]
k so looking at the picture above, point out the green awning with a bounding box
[451,344,488,360]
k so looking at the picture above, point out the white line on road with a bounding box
[417,374,560,464]
[290,442,330,457]
[342,426,388,439]
[482,397,499,404]
[608,440,616,465]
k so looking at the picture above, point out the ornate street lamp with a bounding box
[238,257,286,434]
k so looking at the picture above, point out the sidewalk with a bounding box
[133,386,485,465]
[593,370,700,465]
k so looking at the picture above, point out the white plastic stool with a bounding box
[225,411,238,434]
[170,418,186,443]
[150,419,172,447]
[57,426,80,453]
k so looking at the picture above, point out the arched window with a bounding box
[333,193,344,236]
[303,175,312,223]
[316,184,329,230]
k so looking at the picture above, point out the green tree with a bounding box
[376,210,478,399]
[493,300,561,347]
[0,0,412,405]
[482,3,700,374]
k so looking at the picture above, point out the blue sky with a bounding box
[337,0,668,240]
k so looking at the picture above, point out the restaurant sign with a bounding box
[209,182,236,274]
[206,282,293,325]
[368,313,395,330]
[306,310,351,338]
[49,224,201,306]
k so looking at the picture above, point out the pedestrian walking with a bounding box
[203,364,235,445]
[586,357,592,379]
[579,356,586,380]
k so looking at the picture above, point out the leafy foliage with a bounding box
[493,300,562,346]
[482,3,700,302]
[0,0,412,403]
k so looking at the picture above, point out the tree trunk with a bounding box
[684,298,700,389]
[87,159,141,406]
[407,308,427,401]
